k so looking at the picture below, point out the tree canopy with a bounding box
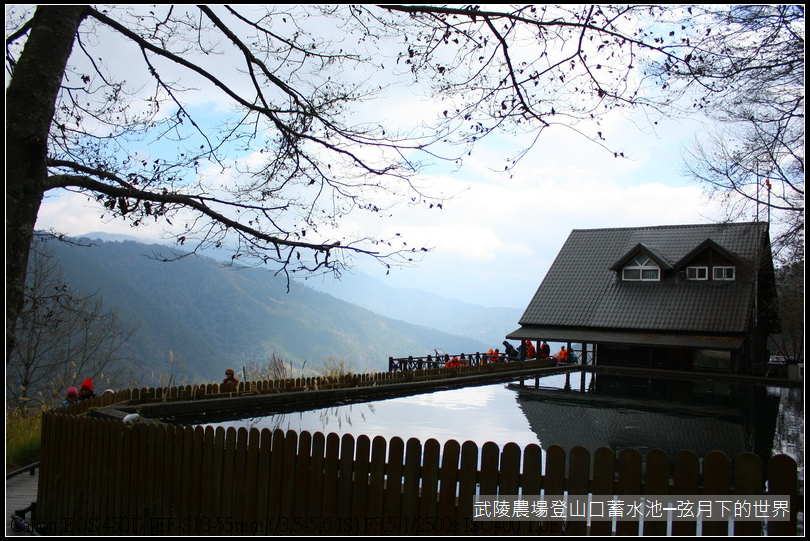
[5,5,804,355]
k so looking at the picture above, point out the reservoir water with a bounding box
[210,371,803,473]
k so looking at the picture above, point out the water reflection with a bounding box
[209,384,542,449]
[770,386,805,484]
[510,372,798,464]
[209,371,801,471]
[236,401,379,435]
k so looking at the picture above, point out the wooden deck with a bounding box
[6,466,39,536]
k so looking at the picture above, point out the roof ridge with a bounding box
[571,221,766,233]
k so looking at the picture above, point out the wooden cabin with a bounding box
[507,223,779,374]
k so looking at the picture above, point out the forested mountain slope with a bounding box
[44,237,496,384]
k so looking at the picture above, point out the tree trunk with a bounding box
[6,6,87,360]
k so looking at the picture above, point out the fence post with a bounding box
[567,446,590,536]
[672,450,700,536]
[702,451,731,536]
[733,452,763,536]
[767,454,799,536]
[616,448,643,535]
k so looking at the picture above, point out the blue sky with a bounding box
[31,6,740,310]
[36,105,727,310]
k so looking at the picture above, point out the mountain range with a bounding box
[305,270,525,346]
[38,235,523,385]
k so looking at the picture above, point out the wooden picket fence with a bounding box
[58,359,558,418]
[37,413,799,536]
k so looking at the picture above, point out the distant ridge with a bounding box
[40,236,504,385]
[306,270,523,347]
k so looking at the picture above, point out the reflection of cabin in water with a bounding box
[507,223,779,374]
[510,371,780,461]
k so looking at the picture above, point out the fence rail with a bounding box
[388,352,575,371]
[57,359,558,417]
[390,352,500,371]
[36,413,799,536]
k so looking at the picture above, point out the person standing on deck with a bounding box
[59,387,79,409]
[78,378,96,401]
[222,368,239,385]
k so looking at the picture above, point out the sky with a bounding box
[29,6,741,311]
[35,107,727,310]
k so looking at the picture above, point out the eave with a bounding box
[506,326,745,350]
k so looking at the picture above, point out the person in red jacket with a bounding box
[223,368,239,385]
[539,341,551,358]
[526,340,536,359]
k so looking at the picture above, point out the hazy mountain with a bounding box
[306,270,524,347]
[77,232,526,346]
[39,236,506,385]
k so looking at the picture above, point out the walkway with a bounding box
[109,362,582,425]
[6,466,39,536]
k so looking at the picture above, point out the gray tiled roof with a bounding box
[518,222,770,334]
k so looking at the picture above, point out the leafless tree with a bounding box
[372,5,693,159]
[657,5,804,265]
[374,6,803,258]
[7,239,136,410]
[6,5,442,356]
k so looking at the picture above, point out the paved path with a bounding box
[6,467,39,536]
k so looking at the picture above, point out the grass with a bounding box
[6,408,42,472]
[316,356,355,379]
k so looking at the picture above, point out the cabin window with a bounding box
[686,266,708,280]
[713,266,736,281]
[622,255,660,281]
[694,349,732,370]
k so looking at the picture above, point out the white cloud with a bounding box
[35,190,192,244]
[31,8,734,311]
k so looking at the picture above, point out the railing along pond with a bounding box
[55,359,559,417]
[37,368,800,535]
[388,351,577,371]
[390,352,495,371]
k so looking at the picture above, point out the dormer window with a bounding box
[713,266,736,281]
[686,266,708,280]
[622,255,660,281]
[675,238,742,283]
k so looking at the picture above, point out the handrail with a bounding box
[6,461,39,480]
[388,351,568,371]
